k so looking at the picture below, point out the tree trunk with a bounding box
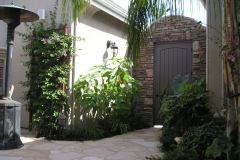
[223,0,239,159]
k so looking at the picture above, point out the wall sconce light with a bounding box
[57,106,67,132]
[38,9,46,22]
[107,40,118,57]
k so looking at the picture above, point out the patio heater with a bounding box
[0,1,39,150]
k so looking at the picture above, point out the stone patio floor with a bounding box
[0,127,163,160]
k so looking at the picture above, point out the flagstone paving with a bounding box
[0,127,163,160]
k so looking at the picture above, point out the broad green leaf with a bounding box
[171,74,189,94]
[206,137,234,158]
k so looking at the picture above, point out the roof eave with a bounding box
[91,0,128,22]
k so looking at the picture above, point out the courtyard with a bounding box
[0,127,163,160]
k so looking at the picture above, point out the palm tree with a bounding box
[61,0,90,24]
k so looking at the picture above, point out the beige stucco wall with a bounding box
[206,0,223,111]
[0,0,127,128]
[69,6,127,128]
[0,0,7,49]
[0,21,7,49]
[0,0,7,94]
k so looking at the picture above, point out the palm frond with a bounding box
[125,0,204,65]
[125,0,165,65]
[61,0,90,23]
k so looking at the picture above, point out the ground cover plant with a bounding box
[181,120,226,160]
[146,147,198,160]
[54,125,105,141]
[49,109,150,141]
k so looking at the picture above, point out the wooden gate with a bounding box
[153,42,193,125]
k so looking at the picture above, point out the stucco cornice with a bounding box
[91,0,127,22]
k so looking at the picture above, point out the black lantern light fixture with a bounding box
[0,1,39,150]
[107,40,118,57]
[57,106,67,132]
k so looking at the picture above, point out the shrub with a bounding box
[205,137,233,159]
[159,78,211,151]
[180,120,226,160]
[159,126,184,150]
[55,126,104,141]
[206,126,238,160]
[160,78,211,130]
[128,111,151,131]
[98,108,151,137]
[98,118,129,137]
[146,147,198,160]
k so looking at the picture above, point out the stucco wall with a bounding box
[0,0,7,95]
[206,0,223,112]
[0,21,7,49]
[70,6,127,128]
[0,0,127,128]
[133,16,206,125]
[0,0,7,49]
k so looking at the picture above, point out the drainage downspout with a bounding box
[71,21,77,127]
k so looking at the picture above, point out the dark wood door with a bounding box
[153,42,192,125]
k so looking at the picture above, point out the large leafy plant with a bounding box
[73,57,141,128]
[171,74,189,94]
[159,75,189,116]
[17,1,83,136]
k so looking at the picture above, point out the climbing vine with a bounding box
[17,0,83,136]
